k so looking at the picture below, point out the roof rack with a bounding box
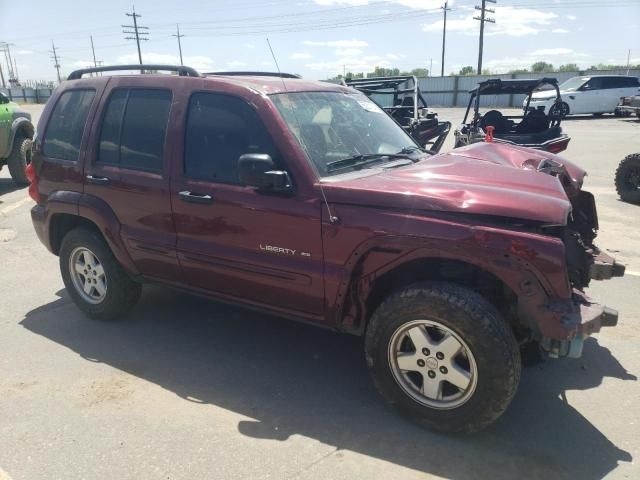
[205,71,301,79]
[67,64,201,80]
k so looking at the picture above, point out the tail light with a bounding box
[25,163,41,204]
[546,137,570,154]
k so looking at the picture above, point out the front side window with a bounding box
[184,93,278,183]
[43,89,96,161]
[560,77,589,92]
[98,88,172,172]
[271,91,418,177]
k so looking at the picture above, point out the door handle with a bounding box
[86,175,110,185]
[178,190,214,204]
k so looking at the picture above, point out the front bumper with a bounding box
[541,291,619,358]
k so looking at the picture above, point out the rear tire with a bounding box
[365,281,521,433]
[615,153,640,204]
[7,135,32,186]
[59,227,141,320]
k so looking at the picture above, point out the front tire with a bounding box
[615,153,640,204]
[549,102,569,119]
[7,135,32,186]
[60,227,141,320]
[365,282,521,433]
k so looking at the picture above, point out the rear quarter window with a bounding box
[97,88,172,172]
[43,89,96,161]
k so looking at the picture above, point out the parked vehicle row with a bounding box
[27,64,625,433]
[528,75,640,117]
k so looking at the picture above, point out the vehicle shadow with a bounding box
[0,177,24,198]
[21,286,635,480]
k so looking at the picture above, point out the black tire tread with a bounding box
[59,227,141,321]
[7,135,32,186]
[365,281,521,433]
[615,153,640,204]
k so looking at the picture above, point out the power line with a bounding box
[50,40,61,83]
[122,6,149,65]
[475,0,496,75]
[172,24,185,66]
[440,1,451,77]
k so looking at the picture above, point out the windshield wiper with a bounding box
[326,153,414,173]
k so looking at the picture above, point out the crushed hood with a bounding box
[322,142,586,226]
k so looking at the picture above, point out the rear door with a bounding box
[170,89,325,318]
[83,77,179,281]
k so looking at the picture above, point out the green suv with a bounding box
[0,91,34,185]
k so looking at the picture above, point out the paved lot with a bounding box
[1,105,639,480]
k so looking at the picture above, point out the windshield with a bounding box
[270,91,419,177]
[559,77,589,92]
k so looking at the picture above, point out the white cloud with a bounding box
[567,15,577,20]
[116,53,214,71]
[552,28,568,33]
[291,52,313,60]
[305,52,390,74]
[423,6,557,37]
[336,48,363,56]
[227,60,248,67]
[530,48,574,56]
[313,0,450,9]
[15,49,34,55]
[244,43,256,49]
[304,39,368,48]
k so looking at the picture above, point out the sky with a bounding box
[0,0,639,83]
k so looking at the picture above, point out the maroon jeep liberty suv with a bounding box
[28,65,624,433]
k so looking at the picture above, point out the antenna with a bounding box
[265,38,340,225]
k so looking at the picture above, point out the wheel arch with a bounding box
[334,238,542,342]
[46,192,140,276]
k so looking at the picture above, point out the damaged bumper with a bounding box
[541,291,619,358]
[589,249,626,280]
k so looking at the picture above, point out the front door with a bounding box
[171,91,325,317]
[83,78,179,281]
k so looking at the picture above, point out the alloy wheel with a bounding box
[68,247,108,304]
[388,319,478,410]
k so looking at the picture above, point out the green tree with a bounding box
[557,63,579,72]
[458,66,475,76]
[531,61,554,73]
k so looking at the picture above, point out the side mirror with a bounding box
[238,153,292,192]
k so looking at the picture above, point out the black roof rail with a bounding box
[67,64,201,80]
[205,71,301,79]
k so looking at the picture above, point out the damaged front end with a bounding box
[535,160,625,358]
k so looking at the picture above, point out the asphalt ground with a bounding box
[1,105,639,480]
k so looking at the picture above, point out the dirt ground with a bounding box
[1,105,639,480]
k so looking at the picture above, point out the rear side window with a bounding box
[184,92,278,183]
[43,89,95,161]
[604,77,639,89]
[98,88,172,172]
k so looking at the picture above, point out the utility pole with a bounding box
[172,24,185,66]
[474,0,496,75]
[626,48,631,75]
[429,58,433,76]
[0,63,5,88]
[440,1,451,77]
[0,42,17,84]
[50,41,61,83]
[90,35,98,68]
[122,6,149,65]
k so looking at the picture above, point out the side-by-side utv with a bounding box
[345,76,451,153]
[454,78,571,154]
